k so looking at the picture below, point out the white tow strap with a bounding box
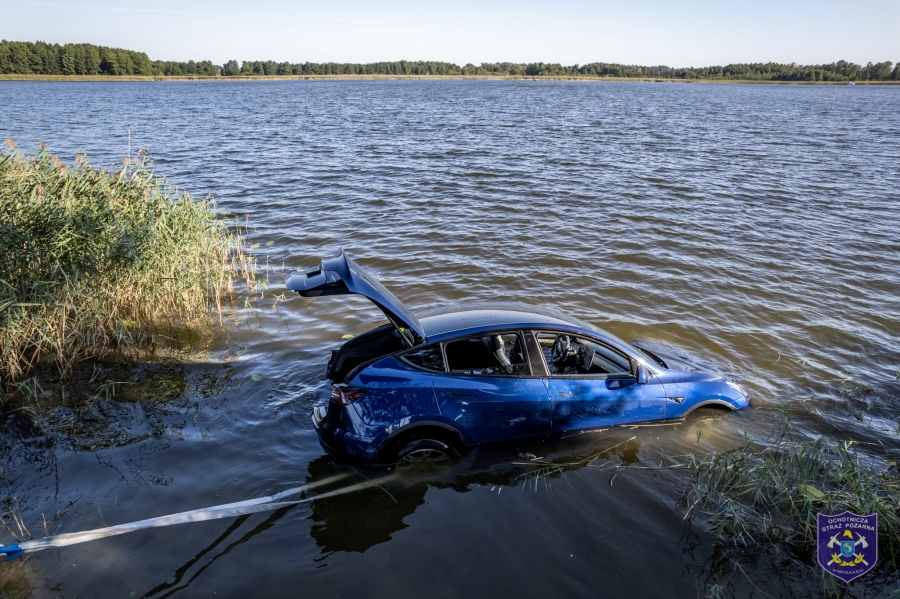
[7,471,394,556]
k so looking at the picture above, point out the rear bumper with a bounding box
[311,404,380,460]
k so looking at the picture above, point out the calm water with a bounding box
[1,80,899,598]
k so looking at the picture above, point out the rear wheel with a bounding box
[395,439,456,474]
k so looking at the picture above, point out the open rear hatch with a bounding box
[286,249,426,347]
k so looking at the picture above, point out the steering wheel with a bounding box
[551,335,571,362]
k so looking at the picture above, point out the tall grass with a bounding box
[685,409,900,589]
[0,140,255,399]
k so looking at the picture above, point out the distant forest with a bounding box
[1,40,898,82]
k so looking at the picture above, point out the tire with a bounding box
[394,438,456,474]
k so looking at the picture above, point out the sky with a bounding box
[1,0,898,67]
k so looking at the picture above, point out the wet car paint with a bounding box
[435,375,553,443]
[315,330,749,459]
[291,251,749,459]
[546,376,667,431]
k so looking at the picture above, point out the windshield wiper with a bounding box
[638,347,667,368]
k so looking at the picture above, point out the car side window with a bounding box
[400,344,446,372]
[536,333,632,377]
[444,332,529,376]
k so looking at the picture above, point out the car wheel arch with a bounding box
[682,399,736,416]
[376,421,468,460]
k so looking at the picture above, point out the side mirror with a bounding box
[636,363,649,384]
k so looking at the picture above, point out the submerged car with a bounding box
[287,250,749,465]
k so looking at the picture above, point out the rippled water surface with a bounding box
[1,80,899,598]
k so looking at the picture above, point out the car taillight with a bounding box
[330,385,369,405]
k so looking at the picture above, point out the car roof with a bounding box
[418,301,600,339]
[415,302,660,370]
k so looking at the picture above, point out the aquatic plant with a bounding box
[684,409,900,590]
[513,435,639,492]
[0,141,255,403]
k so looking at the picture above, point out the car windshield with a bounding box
[536,333,632,376]
[585,324,644,358]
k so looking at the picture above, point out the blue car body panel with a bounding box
[290,250,750,461]
[314,403,376,459]
[434,374,552,444]
[546,376,667,431]
[657,374,749,419]
[351,356,439,426]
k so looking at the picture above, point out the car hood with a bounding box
[285,249,426,344]
[628,340,721,374]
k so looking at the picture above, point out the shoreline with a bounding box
[1,73,897,84]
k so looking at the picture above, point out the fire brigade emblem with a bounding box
[817,512,877,582]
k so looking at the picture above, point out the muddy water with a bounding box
[1,80,899,598]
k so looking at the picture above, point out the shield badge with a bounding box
[817,511,878,583]
[840,540,855,558]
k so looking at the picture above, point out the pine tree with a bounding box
[61,46,75,74]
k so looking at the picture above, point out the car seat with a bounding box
[482,335,513,373]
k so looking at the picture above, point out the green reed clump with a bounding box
[0,140,255,392]
[685,410,900,567]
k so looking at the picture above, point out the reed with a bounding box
[0,141,255,403]
[684,409,900,579]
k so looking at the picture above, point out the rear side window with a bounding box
[444,332,529,376]
[536,333,632,376]
[401,344,445,372]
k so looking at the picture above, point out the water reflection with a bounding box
[305,430,647,555]
[138,516,252,599]
[306,456,425,554]
[137,506,305,599]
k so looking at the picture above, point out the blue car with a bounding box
[288,250,749,466]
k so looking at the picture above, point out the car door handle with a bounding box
[557,392,579,397]
[450,392,472,397]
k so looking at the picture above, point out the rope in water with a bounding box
[0,471,393,563]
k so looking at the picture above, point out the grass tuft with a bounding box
[685,409,900,585]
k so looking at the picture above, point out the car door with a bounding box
[534,332,666,431]
[433,331,553,444]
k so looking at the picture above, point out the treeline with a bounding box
[184,58,900,82]
[0,41,217,76]
[2,40,899,82]
[219,59,460,76]
[522,61,899,81]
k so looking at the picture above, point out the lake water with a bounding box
[1,80,899,598]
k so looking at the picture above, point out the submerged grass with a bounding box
[0,141,255,411]
[513,435,639,492]
[685,408,900,593]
